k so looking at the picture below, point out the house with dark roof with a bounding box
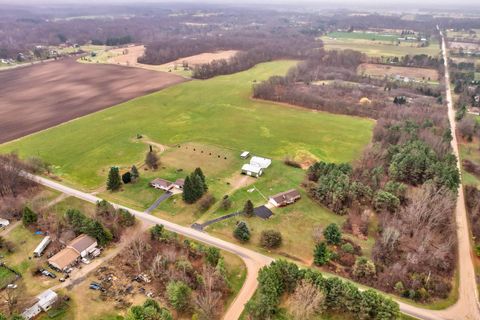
[150,178,173,191]
[268,189,301,207]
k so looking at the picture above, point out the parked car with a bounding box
[81,258,91,264]
[6,284,17,289]
[89,283,101,291]
[41,269,56,278]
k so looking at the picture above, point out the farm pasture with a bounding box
[0,58,186,143]
[357,63,439,82]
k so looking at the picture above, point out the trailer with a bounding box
[33,236,51,257]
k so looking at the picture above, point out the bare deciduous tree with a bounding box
[288,279,325,320]
[130,236,150,273]
[195,266,222,320]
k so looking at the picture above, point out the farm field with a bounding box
[0,60,374,189]
[0,58,186,144]
[357,63,439,82]
[80,44,238,77]
[321,36,440,57]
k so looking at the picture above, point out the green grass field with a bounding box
[327,31,400,41]
[0,60,374,190]
[321,36,440,57]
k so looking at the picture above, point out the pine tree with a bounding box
[233,221,251,242]
[107,166,121,191]
[130,165,139,180]
[191,173,205,201]
[243,200,254,217]
[182,176,195,203]
[22,206,38,226]
[313,242,331,266]
[194,167,208,191]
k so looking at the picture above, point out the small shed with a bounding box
[241,164,263,178]
[0,218,10,227]
[34,236,51,257]
[240,151,250,159]
[254,206,273,219]
[250,156,272,169]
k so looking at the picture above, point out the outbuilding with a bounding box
[0,218,10,228]
[250,156,272,169]
[240,151,250,159]
[241,163,263,178]
[268,189,301,207]
[33,236,51,257]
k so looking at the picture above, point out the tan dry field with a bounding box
[357,63,439,81]
[0,58,186,143]
[449,41,480,50]
[107,44,238,70]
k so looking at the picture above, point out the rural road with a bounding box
[26,173,273,320]
[19,30,480,320]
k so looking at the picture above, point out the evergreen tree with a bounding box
[130,165,139,180]
[22,206,38,226]
[233,221,251,242]
[107,166,121,191]
[194,167,208,191]
[182,176,195,203]
[243,200,254,217]
[122,171,132,184]
[313,242,331,266]
[191,173,205,201]
[323,223,342,245]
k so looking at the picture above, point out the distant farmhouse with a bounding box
[48,234,98,271]
[269,189,301,207]
[241,155,272,178]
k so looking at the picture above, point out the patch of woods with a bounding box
[464,186,480,257]
[245,260,399,320]
[94,224,231,320]
[253,49,443,119]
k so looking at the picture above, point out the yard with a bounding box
[357,63,439,82]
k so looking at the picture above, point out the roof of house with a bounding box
[150,178,173,188]
[37,289,58,309]
[254,206,273,219]
[269,189,301,204]
[174,178,185,187]
[242,163,263,174]
[68,234,97,254]
[48,247,79,270]
[250,156,272,169]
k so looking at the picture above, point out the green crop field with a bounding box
[0,60,374,190]
[321,37,440,57]
[327,31,399,41]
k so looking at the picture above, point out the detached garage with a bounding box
[241,163,263,177]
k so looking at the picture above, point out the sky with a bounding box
[1,0,478,10]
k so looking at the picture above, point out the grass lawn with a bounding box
[321,37,440,57]
[0,266,17,289]
[203,161,374,264]
[327,31,400,42]
[0,60,374,191]
[459,137,480,188]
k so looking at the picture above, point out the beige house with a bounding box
[48,234,97,271]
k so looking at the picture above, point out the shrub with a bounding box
[243,200,254,217]
[233,221,251,242]
[352,257,376,279]
[260,230,282,249]
[22,206,38,226]
[341,243,354,254]
[313,242,331,266]
[205,247,221,266]
[122,171,132,184]
[323,223,341,245]
[197,194,215,211]
[220,195,232,210]
[373,190,400,213]
[166,281,191,311]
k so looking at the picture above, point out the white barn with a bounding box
[250,156,271,169]
[242,164,263,177]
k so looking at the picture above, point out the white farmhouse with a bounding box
[22,289,58,320]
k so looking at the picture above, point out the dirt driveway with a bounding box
[0,58,186,143]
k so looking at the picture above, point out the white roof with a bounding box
[250,156,271,169]
[242,163,263,174]
[0,218,10,226]
[240,151,250,157]
[37,289,58,309]
[34,236,51,255]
